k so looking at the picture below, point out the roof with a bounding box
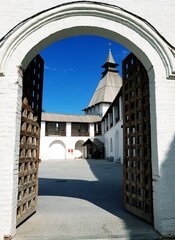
[105,49,115,64]
[41,112,102,123]
[82,138,104,147]
[88,72,122,107]
[87,50,122,108]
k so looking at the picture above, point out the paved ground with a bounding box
[14,159,161,240]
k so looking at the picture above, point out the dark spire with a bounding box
[101,49,119,77]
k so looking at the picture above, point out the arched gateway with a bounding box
[0,1,175,239]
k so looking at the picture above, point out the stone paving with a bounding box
[14,159,161,240]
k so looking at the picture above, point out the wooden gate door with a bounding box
[123,53,153,223]
[16,55,44,226]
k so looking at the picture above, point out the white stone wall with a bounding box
[99,103,110,117]
[40,121,45,137]
[150,73,175,235]
[85,103,110,117]
[89,123,95,137]
[0,1,175,46]
[0,1,175,238]
[40,135,90,160]
[0,75,22,239]
[66,123,71,137]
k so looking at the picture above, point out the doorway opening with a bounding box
[16,34,153,231]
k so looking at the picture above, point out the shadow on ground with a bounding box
[36,159,161,239]
[38,160,123,217]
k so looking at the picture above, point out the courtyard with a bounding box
[14,159,160,239]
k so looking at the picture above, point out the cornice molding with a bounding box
[0,1,174,79]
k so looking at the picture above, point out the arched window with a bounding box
[110,138,113,152]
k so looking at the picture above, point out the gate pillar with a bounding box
[152,82,175,236]
[0,73,22,239]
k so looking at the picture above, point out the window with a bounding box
[95,123,102,136]
[114,103,119,123]
[46,122,66,136]
[71,123,89,136]
[110,138,113,152]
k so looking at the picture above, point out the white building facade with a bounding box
[40,113,103,160]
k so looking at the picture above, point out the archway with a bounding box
[0,1,175,238]
[75,140,85,158]
[49,140,66,160]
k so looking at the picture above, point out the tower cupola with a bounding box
[101,49,119,77]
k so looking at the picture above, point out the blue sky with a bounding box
[40,35,130,114]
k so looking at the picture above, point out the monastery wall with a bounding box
[0,1,175,44]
